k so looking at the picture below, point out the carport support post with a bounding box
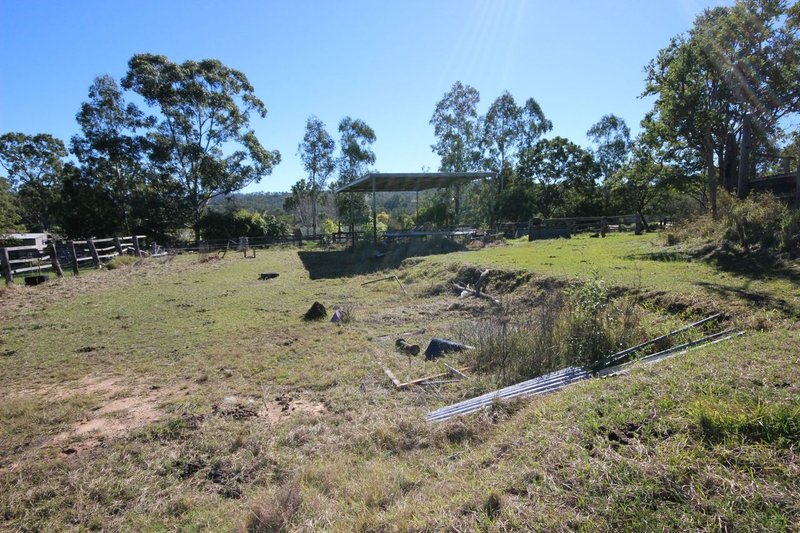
[416,190,419,220]
[372,174,377,245]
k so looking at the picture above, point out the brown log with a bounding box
[453,282,500,305]
[395,338,420,356]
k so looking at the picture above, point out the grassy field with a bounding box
[0,233,798,531]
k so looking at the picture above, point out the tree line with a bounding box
[2,0,798,242]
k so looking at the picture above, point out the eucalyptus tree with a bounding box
[517,137,599,218]
[297,116,335,237]
[430,81,481,172]
[587,114,631,213]
[70,75,152,234]
[481,91,520,187]
[643,0,800,215]
[518,97,553,151]
[481,92,552,193]
[334,117,376,232]
[431,81,482,223]
[0,132,67,231]
[122,54,281,243]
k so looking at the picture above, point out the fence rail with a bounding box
[496,214,672,240]
[1,235,146,286]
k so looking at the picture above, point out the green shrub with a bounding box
[722,191,788,251]
[199,208,276,240]
[458,278,644,385]
[669,190,799,255]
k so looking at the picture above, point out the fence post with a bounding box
[87,239,101,268]
[1,247,13,285]
[68,241,80,275]
[113,237,123,256]
[132,236,142,258]
[634,214,643,235]
[49,243,64,278]
[600,216,608,238]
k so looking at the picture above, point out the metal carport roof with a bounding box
[334,172,496,193]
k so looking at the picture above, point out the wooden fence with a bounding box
[1,235,146,286]
[497,214,671,239]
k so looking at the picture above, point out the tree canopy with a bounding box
[122,54,281,242]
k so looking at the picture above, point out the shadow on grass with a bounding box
[703,249,800,286]
[694,281,798,317]
[626,251,692,262]
[630,247,800,285]
[298,238,468,280]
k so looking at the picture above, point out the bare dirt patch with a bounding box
[48,378,167,454]
[215,394,326,424]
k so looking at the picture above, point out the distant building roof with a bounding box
[334,172,496,193]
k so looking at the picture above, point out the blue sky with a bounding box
[0,0,727,192]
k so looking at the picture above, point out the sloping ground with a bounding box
[0,235,797,530]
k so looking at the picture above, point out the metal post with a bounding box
[372,175,377,245]
[416,190,419,221]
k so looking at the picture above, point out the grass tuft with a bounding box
[243,481,302,533]
[692,399,800,446]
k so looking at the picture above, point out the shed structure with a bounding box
[334,172,496,243]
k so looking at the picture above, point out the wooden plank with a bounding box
[68,241,80,275]
[395,366,472,389]
[443,363,469,380]
[92,237,114,243]
[132,235,142,257]
[1,245,44,252]
[49,243,63,278]
[383,367,401,388]
[7,257,48,265]
[87,239,101,268]
[1,248,13,285]
[11,264,54,274]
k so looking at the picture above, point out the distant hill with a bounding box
[208,192,290,214]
